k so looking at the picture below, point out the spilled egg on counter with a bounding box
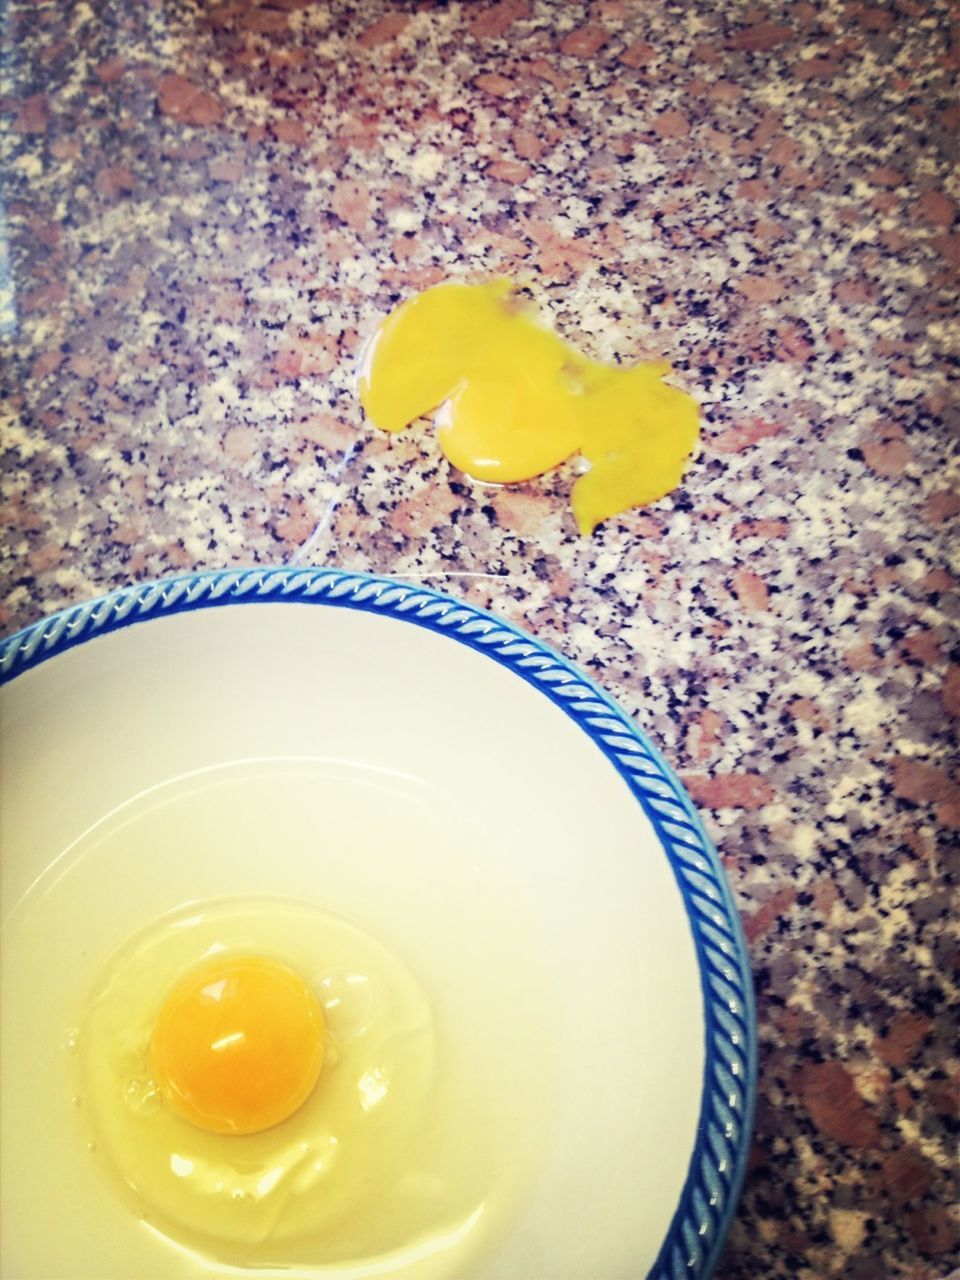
[357,279,700,534]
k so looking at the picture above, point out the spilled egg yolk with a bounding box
[150,955,325,1136]
[358,280,700,534]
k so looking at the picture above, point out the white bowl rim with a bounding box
[0,565,756,1280]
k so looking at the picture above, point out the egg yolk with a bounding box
[150,956,325,1136]
[358,280,699,534]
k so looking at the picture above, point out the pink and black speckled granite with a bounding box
[2,1,958,1276]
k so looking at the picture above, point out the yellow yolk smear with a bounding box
[150,955,325,1136]
[358,280,700,534]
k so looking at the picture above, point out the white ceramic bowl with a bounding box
[0,567,755,1280]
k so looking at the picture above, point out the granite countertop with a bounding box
[3,0,958,1276]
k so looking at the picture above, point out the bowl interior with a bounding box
[2,600,704,1279]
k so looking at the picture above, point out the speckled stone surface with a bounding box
[3,0,958,1275]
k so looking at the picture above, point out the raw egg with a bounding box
[76,898,447,1264]
[358,279,700,533]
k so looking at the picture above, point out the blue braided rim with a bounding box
[0,567,756,1279]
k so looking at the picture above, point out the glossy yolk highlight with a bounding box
[358,280,699,534]
[150,956,325,1136]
